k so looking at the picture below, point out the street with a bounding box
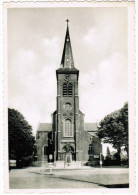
[9,167,129,189]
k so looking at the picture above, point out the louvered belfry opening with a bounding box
[63,83,73,97]
[63,83,68,96]
[68,83,72,96]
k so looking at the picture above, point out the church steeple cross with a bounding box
[66,19,69,24]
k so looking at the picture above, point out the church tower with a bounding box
[53,20,84,164]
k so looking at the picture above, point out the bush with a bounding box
[104,157,111,166]
[22,156,33,167]
[103,159,121,166]
[103,152,121,166]
[17,156,33,168]
[121,158,129,166]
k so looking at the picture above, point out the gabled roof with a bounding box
[84,123,98,132]
[79,110,84,115]
[37,123,52,132]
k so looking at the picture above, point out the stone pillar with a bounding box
[74,81,78,96]
[74,94,80,161]
[57,81,60,96]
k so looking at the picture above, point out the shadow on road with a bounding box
[51,175,129,188]
[102,184,129,188]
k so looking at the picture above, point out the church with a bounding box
[36,21,102,167]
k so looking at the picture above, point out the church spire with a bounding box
[60,19,75,69]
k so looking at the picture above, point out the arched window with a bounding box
[63,83,73,97]
[64,119,73,137]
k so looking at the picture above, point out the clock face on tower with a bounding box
[63,103,72,110]
[64,74,70,82]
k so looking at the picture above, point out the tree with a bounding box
[105,146,111,165]
[119,103,128,156]
[97,103,128,163]
[106,147,111,157]
[8,108,35,164]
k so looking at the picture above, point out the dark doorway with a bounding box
[62,144,75,162]
[67,156,71,163]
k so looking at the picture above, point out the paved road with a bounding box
[10,169,104,189]
[9,167,129,189]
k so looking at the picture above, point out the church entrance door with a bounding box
[62,144,74,165]
[65,153,72,165]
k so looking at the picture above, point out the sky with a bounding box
[8,7,128,136]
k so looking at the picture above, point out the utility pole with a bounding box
[100,153,103,168]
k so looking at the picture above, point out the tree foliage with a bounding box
[97,102,128,160]
[106,146,111,157]
[8,108,35,160]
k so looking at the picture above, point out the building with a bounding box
[36,21,102,167]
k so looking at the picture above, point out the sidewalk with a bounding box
[24,165,95,171]
[25,165,95,175]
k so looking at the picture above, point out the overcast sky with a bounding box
[8,7,128,135]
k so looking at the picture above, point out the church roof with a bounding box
[84,123,98,132]
[37,123,52,132]
[87,131,97,137]
[57,20,79,72]
[37,123,98,132]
